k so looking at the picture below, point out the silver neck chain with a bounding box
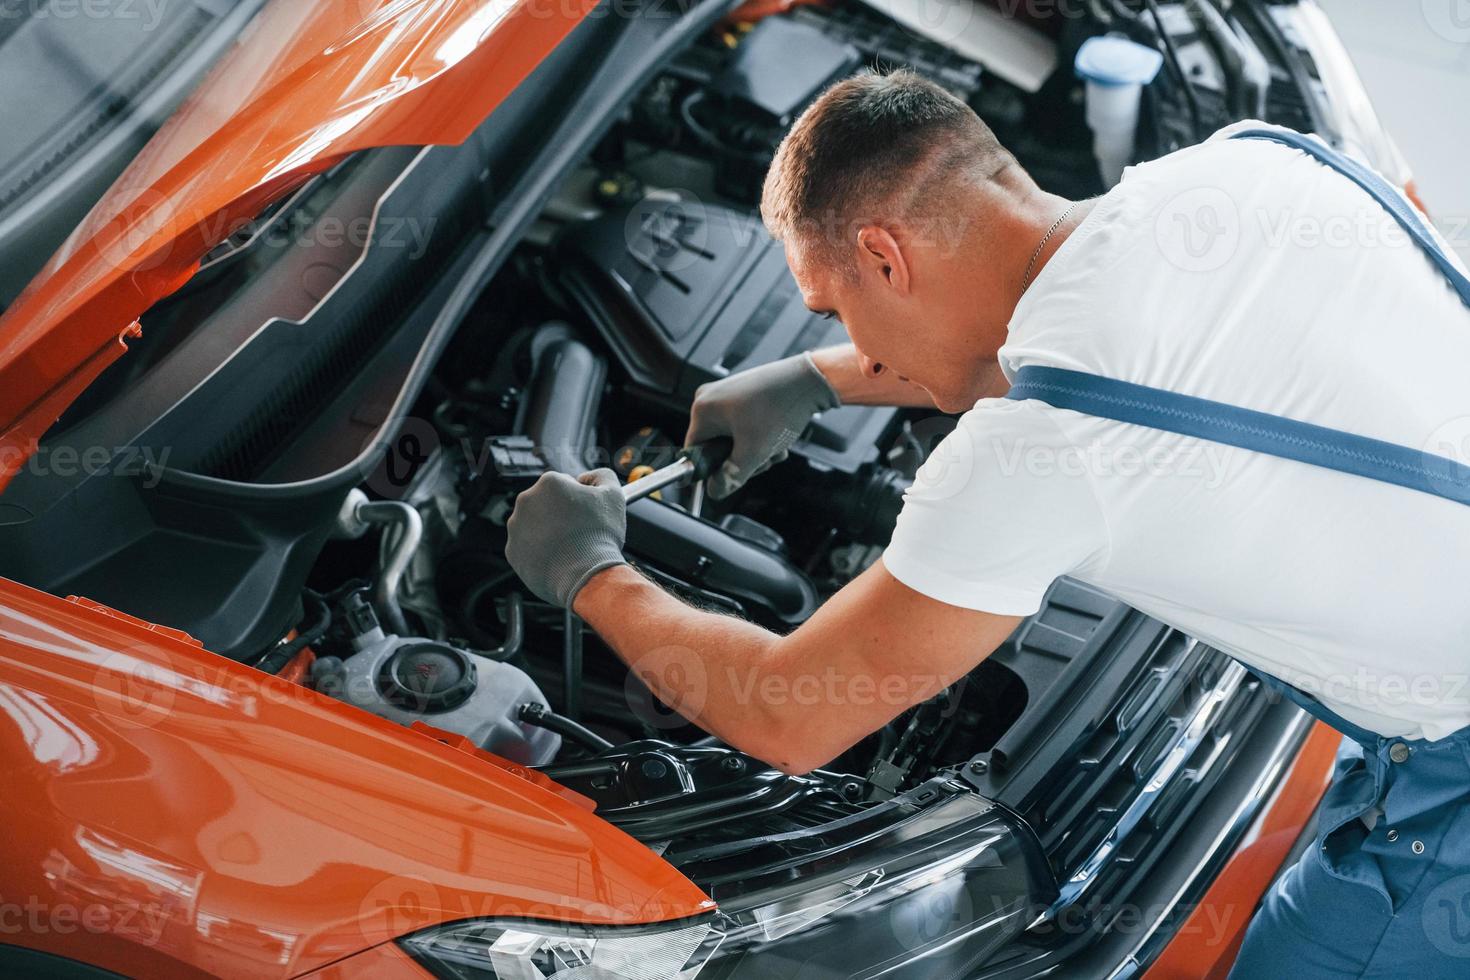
[1021,201,1080,294]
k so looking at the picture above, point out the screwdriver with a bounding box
[621,437,733,509]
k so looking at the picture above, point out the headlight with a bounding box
[399,786,1056,980]
[400,919,721,979]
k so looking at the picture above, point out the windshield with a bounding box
[0,0,590,496]
[0,0,263,308]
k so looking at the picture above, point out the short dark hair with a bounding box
[761,69,1015,266]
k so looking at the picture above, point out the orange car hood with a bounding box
[0,579,714,978]
[0,0,590,492]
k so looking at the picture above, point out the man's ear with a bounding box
[856,224,911,296]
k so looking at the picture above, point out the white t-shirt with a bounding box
[883,122,1470,741]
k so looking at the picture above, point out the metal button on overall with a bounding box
[1228,680,1470,977]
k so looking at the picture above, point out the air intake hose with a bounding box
[518,324,817,627]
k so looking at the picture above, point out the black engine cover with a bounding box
[557,197,896,474]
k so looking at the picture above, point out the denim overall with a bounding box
[1007,129,1470,976]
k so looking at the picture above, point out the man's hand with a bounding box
[505,468,627,608]
[685,351,840,499]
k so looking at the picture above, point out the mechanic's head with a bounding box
[762,69,1040,412]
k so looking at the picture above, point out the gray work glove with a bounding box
[505,468,627,608]
[685,351,840,499]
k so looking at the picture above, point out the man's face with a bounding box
[786,235,990,413]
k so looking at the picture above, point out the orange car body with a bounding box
[0,578,712,978]
[0,0,1335,976]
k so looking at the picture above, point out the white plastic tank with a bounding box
[313,628,562,765]
[1075,36,1165,188]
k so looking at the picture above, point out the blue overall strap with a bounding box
[1228,127,1470,308]
[1005,127,1470,508]
[1006,366,1470,507]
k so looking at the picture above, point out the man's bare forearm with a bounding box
[572,564,804,767]
[571,559,1021,774]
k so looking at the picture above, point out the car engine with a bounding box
[266,0,1294,846]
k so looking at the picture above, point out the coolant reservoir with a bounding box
[1075,36,1164,188]
[312,628,561,765]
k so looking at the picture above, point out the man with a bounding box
[506,69,1470,975]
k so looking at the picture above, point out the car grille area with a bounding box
[961,579,1281,973]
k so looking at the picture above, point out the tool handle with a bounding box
[680,436,733,482]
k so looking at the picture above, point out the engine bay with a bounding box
[289,5,1077,811]
[0,0,1315,930]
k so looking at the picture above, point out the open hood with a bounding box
[0,0,592,492]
